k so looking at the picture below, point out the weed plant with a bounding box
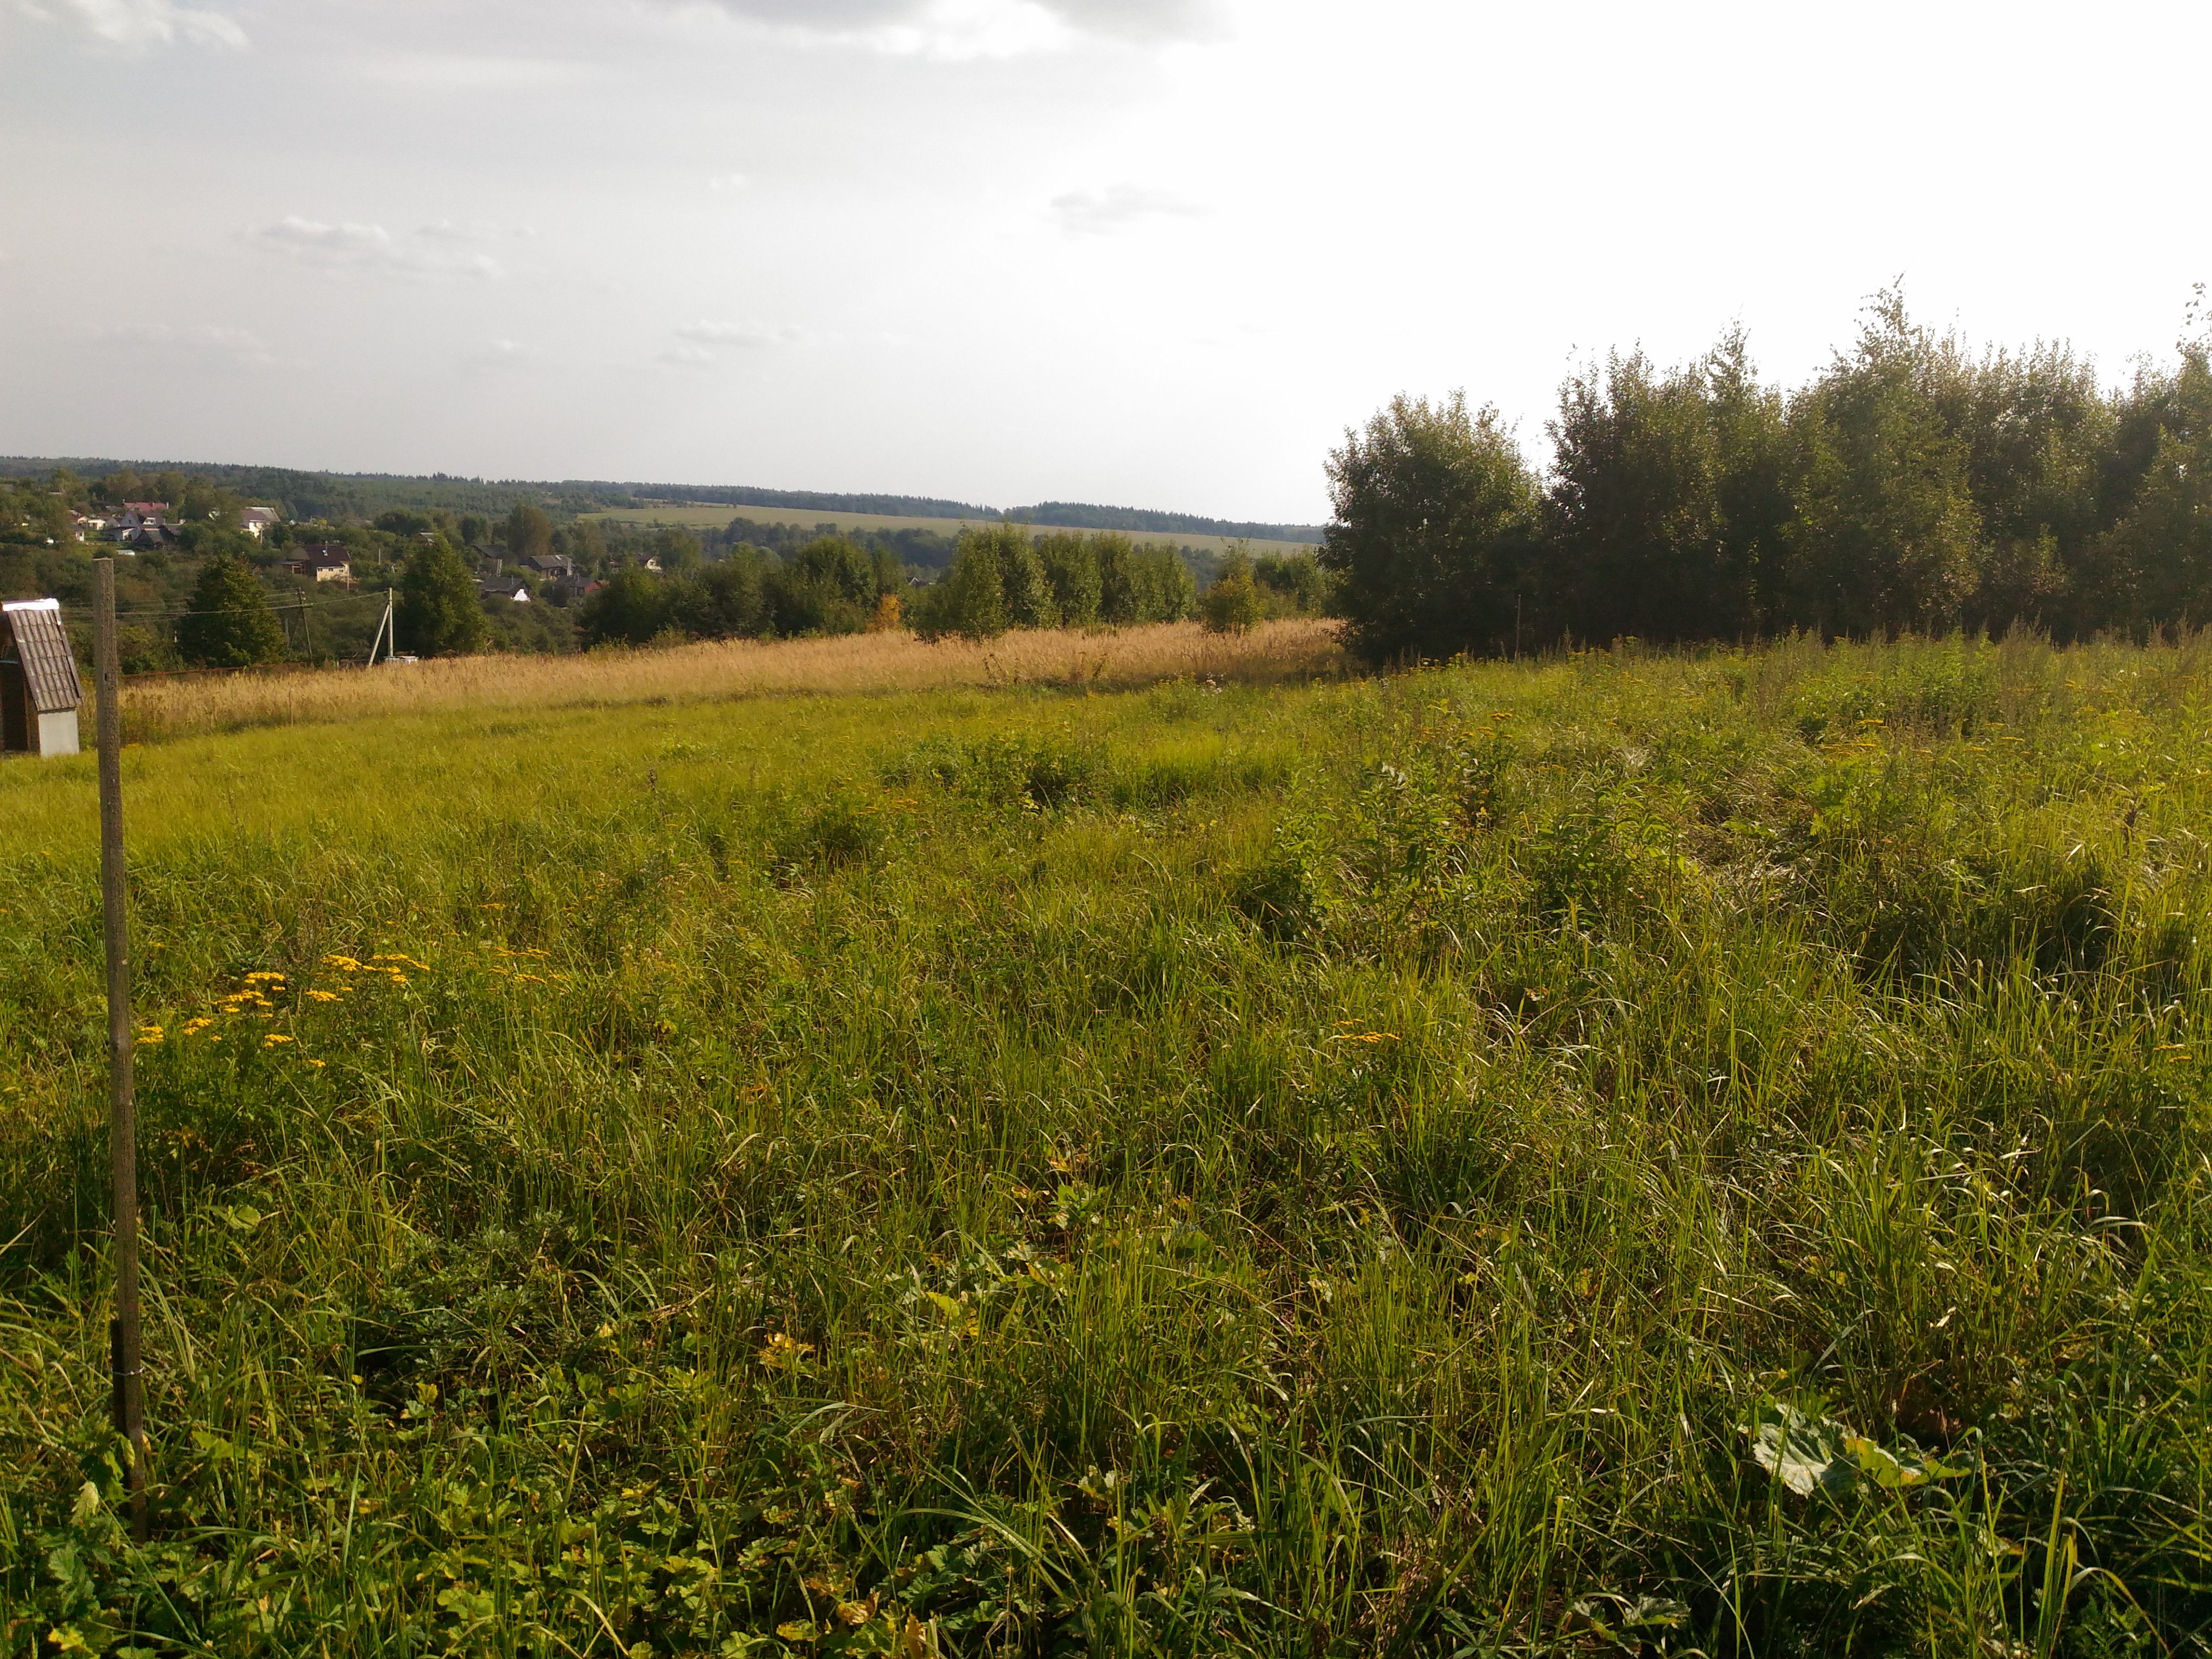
[2,632,2208,1656]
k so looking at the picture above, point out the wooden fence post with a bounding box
[95,558,148,1541]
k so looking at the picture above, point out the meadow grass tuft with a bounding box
[3,632,2209,1655]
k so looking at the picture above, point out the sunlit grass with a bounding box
[2,632,2208,1656]
[109,618,1347,745]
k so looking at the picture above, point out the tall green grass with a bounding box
[2,634,2208,1656]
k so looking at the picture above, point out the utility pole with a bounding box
[299,593,314,661]
[95,559,148,1542]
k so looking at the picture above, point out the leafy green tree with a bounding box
[653,526,704,577]
[1322,392,1538,663]
[670,552,771,639]
[504,504,555,566]
[1036,532,1102,626]
[566,517,606,570]
[767,536,881,636]
[1940,341,2109,632]
[577,565,671,647]
[1782,294,1981,635]
[2082,335,2212,629]
[397,541,489,657]
[375,509,435,538]
[1252,550,1333,615]
[1096,536,1195,624]
[1201,551,1262,633]
[920,525,1057,640]
[1545,332,1791,643]
[177,556,288,667]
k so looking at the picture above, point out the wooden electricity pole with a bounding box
[95,559,148,1541]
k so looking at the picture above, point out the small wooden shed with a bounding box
[1,599,84,757]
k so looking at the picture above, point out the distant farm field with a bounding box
[581,503,1321,557]
[4,633,2211,1655]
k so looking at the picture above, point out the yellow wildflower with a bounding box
[760,1331,815,1372]
[181,1017,213,1036]
[135,1025,164,1046]
[263,1033,293,1047]
[305,989,342,1003]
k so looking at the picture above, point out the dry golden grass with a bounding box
[117,619,1346,743]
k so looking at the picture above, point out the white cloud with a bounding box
[708,173,751,193]
[247,217,506,279]
[1050,183,1204,234]
[93,322,274,367]
[681,0,1223,57]
[19,0,246,48]
[461,338,539,374]
[352,53,598,92]
[415,218,536,244]
[675,320,804,348]
[659,320,804,369]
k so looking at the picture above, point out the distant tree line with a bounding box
[565,524,1274,649]
[1324,292,2212,662]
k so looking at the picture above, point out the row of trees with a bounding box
[915,526,1198,639]
[1324,293,2212,662]
[577,537,905,646]
[569,526,1221,649]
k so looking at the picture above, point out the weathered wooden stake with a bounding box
[95,558,148,1541]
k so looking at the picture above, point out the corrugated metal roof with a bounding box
[2,601,84,714]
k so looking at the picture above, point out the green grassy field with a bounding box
[3,636,2209,1656]
[579,505,1320,558]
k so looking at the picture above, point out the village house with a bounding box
[527,553,575,581]
[480,576,532,603]
[285,543,353,584]
[109,502,177,550]
[241,506,280,539]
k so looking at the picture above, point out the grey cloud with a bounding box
[1050,183,1204,234]
[17,0,246,48]
[247,217,505,279]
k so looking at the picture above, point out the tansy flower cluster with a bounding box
[323,952,430,988]
[477,940,569,988]
[139,948,435,1067]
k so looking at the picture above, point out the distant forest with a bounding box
[0,459,1320,545]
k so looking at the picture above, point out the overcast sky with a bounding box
[2,0,2207,522]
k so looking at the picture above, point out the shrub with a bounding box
[1200,551,1261,634]
[1322,392,1538,664]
